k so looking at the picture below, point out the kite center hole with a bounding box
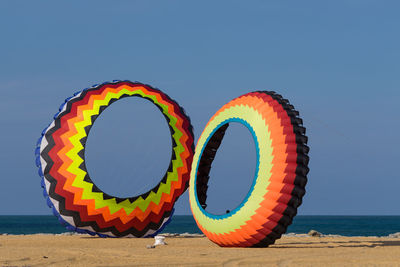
[85,96,172,198]
[204,122,257,215]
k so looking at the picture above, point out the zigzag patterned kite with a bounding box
[35,81,194,237]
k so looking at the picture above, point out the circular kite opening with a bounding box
[36,81,194,237]
[198,122,257,215]
[85,97,172,198]
[189,91,309,247]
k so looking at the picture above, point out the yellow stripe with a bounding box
[64,87,186,215]
[189,104,276,234]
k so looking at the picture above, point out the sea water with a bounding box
[0,215,399,236]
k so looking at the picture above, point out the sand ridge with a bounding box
[1,234,400,266]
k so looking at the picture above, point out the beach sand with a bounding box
[1,234,400,266]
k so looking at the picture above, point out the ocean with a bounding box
[1,215,399,236]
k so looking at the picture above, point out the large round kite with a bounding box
[189,91,309,247]
[35,81,194,237]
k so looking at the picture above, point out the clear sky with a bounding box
[0,1,399,215]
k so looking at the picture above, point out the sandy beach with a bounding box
[1,234,400,266]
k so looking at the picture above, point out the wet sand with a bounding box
[1,234,400,266]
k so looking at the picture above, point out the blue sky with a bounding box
[0,1,399,215]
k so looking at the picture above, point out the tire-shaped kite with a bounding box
[35,81,194,237]
[189,91,309,247]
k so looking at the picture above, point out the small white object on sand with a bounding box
[146,235,167,249]
[154,235,167,246]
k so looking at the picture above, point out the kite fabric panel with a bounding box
[35,81,194,237]
[189,91,309,247]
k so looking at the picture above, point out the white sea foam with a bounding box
[283,232,400,238]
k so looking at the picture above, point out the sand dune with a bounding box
[1,234,400,266]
